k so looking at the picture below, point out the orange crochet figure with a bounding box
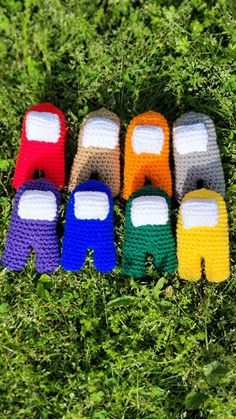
[123,111,172,200]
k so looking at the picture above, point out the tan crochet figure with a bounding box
[69,109,120,197]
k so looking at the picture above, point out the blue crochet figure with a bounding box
[61,180,116,272]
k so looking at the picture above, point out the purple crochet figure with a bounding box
[1,178,60,273]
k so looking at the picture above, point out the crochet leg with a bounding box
[93,242,116,273]
[61,241,87,271]
[98,163,120,197]
[2,235,31,271]
[178,253,201,281]
[175,166,193,203]
[204,252,230,283]
[12,154,36,189]
[204,167,226,198]
[150,171,172,197]
[123,169,145,200]
[164,249,178,273]
[42,153,65,189]
[154,250,177,274]
[69,155,92,192]
[152,251,163,273]
[34,237,60,274]
[122,248,146,278]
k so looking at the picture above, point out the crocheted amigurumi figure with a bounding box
[123,111,172,200]
[61,180,116,272]
[177,188,230,282]
[1,179,60,273]
[173,112,225,203]
[69,109,120,197]
[122,185,177,278]
[13,103,66,189]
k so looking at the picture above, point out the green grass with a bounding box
[0,0,236,417]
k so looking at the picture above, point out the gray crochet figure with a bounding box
[173,112,225,203]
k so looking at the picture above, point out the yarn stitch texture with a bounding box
[122,185,177,278]
[173,112,225,203]
[69,109,120,197]
[177,188,230,282]
[123,111,172,200]
[61,180,116,272]
[1,178,60,273]
[13,102,67,189]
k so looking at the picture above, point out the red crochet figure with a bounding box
[13,103,66,189]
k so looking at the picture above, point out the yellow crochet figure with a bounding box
[177,189,230,283]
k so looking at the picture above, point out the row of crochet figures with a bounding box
[1,103,230,282]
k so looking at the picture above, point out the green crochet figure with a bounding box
[122,185,177,278]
